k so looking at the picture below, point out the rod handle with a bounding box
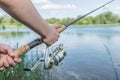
[14,45,30,58]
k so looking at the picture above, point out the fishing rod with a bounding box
[0,0,115,69]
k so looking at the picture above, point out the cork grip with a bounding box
[14,45,30,58]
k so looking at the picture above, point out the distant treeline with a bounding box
[0,11,120,28]
[0,15,23,28]
[46,11,120,26]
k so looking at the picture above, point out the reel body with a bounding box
[44,44,66,69]
[24,44,67,71]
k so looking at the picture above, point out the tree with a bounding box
[46,18,61,24]
[0,16,4,24]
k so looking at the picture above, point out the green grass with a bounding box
[0,56,45,80]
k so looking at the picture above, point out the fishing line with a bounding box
[104,44,119,80]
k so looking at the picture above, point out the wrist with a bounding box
[41,25,51,38]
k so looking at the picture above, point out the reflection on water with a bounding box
[0,32,29,39]
[0,26,120,80]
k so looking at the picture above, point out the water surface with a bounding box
[0,26,120,80]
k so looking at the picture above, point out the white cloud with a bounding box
[41,4,76,9]
[32,0,77,10]
[32,0,50,5]
[114,7,120,15]
[0,9,8,16]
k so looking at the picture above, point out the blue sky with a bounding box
[0,0,119,19]
[32,0,120,19]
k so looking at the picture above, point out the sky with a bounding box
[31,0,120,19]
[0,0,120,19]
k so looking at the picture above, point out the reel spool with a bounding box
[44,44,67,69]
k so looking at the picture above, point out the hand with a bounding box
[0,44,21,71]
[42,24,64,46]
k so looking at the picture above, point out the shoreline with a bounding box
[0,23,120,29]
[71,23,120,27]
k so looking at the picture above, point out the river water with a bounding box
[0,26,120,80]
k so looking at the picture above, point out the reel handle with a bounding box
[0,25,66,67]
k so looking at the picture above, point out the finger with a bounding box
[56,25,65,32]
[6,47,14,57]
[14,58,22,63]
[0,67,4,71]
[43,38,52,46]
[4,46,14,57]
[55,25,61,29]
[3,57,9,68]
[53,24,65,29]
[7,56,16,67]
[42,36,58,46]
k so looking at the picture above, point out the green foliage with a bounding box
[45,11,120,26]
[93,11,120,24]
[46,18,61,24]
[0,11,120,28]
[0,16,4,24]
[61,17,75,25]
[0,15,24,28]
[0,56,46,80]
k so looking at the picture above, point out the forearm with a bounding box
[0,0,50,37]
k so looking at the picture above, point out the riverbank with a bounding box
[72,23,120,27]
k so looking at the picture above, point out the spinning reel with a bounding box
[24,44,67,71]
